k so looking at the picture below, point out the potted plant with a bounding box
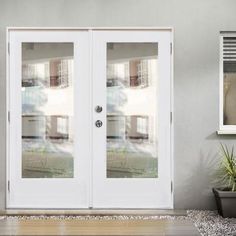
[212,144,236,218]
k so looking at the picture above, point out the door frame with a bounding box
[6,27,174,209]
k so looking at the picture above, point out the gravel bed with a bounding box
[0,210,235,236]
[187,210,236,236]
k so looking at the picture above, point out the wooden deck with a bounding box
[0,218,200,235]
[0,210,200,235]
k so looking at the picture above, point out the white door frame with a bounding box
[6,27,174,209]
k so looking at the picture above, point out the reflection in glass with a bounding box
[22,43,74,178]
[223,37,236,125]
[107,43,158,178]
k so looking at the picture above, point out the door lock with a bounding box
[95,120,103,128]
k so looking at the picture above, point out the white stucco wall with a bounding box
[1,0,236,210]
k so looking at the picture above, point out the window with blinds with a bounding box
[219,34,236,133]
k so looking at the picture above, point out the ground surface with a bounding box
[0,217,199,235]
[0,210,235,236]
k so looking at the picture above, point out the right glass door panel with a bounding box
[107,43,158,178]
[93,30,171,208]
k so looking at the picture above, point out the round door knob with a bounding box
[95,120,103,128]
[95,105,103,113]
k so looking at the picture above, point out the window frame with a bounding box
[218,33,236,134]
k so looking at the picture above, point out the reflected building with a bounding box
[22,42,159,179]
[22,43,74,178]
[106,43,158,178]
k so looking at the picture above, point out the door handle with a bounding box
[95,105,103,113]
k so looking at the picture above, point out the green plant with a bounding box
[219,144,236,191]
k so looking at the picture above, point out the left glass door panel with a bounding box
[9,30,90,208]
[22,43,74,178]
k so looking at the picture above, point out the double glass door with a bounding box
[8,29,172,208]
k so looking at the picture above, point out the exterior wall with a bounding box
[0,0,236,210]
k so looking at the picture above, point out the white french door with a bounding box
[8,29,172,209]
[8,30,91,208]
[92,30,172,208]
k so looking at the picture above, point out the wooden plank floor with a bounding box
[0,218,200,235]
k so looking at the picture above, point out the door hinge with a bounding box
[170,42,172,54]
[171,181,173,193]
[8,181,10,192]
[8,42,10,55]
[170,111,172,124]
[8,111,10,123]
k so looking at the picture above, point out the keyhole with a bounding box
[95,120,103,128]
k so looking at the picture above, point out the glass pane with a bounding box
[22,43,74,178]
[106,43,158,178]
[223,50,236,125]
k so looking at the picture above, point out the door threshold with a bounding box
[1,209,186,216]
